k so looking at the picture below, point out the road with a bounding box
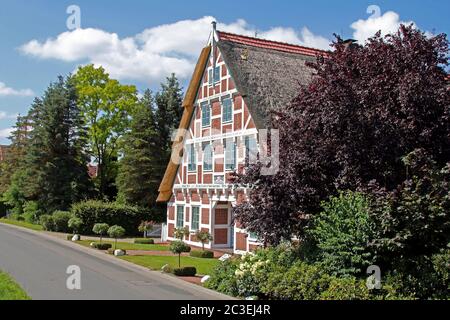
[0,223,230,300]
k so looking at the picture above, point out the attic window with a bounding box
[208,66,220,85]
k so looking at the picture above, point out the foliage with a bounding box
[21,77,93,213]
[195,230,213,251]
[138,220,155,238]
[52,211,72,233]
[173,267,197,277]
[107,225,126,250]
[370,150,450,263]
[116,90,163,211]
[134,238,155,244]
[107,225,125,239]
[71,200,155,235]
[68,217,83,234]
[173,226,189,240]
[92,223,109,243]
[91,242,112,250]
[233,25,450,245]
[22,201,44,224]
[39,214,55,231]
[308,191,376,276]
[170,240,191,267]
[205,258,239,296]
[190,250,214,259]
[72,65,138,199]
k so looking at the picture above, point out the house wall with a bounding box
[165,44,260,253]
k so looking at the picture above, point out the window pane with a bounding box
[203,143,213,171]
[208,69,213,85]
[222,98,232,122]
[202,103,210,127]
[188,144,196,171]
[177,206,184,228]
[245,136,258,163]
[225,139,236,170]
[214,66,220,83]
[191,207,200,231]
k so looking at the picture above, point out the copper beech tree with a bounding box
[233,25,450,246]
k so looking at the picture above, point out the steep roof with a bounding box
[217,31,327,128]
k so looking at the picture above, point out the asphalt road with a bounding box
[0,223,230,300]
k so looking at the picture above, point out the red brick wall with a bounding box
[201,208,210,224]
[188,174,196,184]
[176,191,184,201]
[168,224,175,238]
[214,228,228,245]
[215,208,228,225]
[234,113,242,131]
[204,174,212,184]
[168,206,175,220]
[191,191,200,202]
[212,101,221,116]
[234,96,242,110]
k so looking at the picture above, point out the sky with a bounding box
[0,0,449,144]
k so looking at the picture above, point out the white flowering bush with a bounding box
[234,253,271,297]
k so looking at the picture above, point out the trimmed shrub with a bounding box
[134,238,155,244]
[71,200,155,235]
[190,250,214,259]
[92,223,109,243]
[173,267,197,277]
[52,211,72,233]
[205,258,239,296]
[39,214,55,231]
[92,243,112,250]
[108,225,126,250]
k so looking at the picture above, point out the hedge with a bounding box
[173,267,197,277]
[91,243,112,250]
[71,200,155,236]
[134,238,155,244]
[190,250,214,259]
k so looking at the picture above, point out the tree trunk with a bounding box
[178,253,181,268]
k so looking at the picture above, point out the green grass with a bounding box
[0,271,30,300]
[0,218,43,231]
[75,240,169,251]
[121,255,219,276]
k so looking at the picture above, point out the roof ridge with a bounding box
[217,30,328,56]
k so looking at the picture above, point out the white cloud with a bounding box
[0,111,17,120]
[0,128,13,139]
[19,16,332,83]
[0,82,34,97]
[351,11,415,43]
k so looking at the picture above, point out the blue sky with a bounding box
[0,0,449,144]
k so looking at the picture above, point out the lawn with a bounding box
[0,271,30,300]
[0,218,43,231]
[75,240,169,251]
[121,255,219,276]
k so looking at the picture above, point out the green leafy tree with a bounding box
[138,220,155,238]
[116,90,161,208]
[92,223,109,243]
[308,191,376,276]
[107,225,126,250]
[195,230,213,251]
[72,65,138,199]
[170,240,191,268]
